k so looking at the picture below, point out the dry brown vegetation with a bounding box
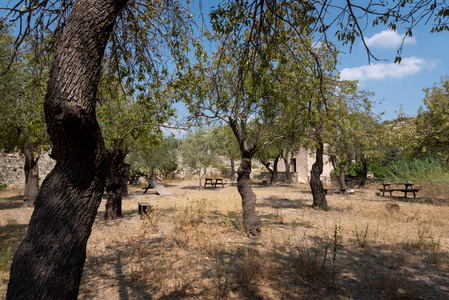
[1,180,449,299]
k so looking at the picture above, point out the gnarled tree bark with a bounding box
[338,161,350,191]
[104,150,126,220]
[230,159,236,180]
[261,153,281,186]
[237,156,261,238]
[330,155,350,192]
[6,0,127,298]
[22,142,39,207]
[310,142,327,209]
[120,162,130,196]
[283,152,292,183]
[360,156,368,187]
[229,119,261,238]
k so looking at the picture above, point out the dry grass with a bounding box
[1,180,449,299]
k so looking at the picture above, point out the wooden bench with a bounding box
[138,202,153,219]
[204,178,214,187]
[214,178,224,187]
[378,183,420,198]
[378,188,420,198]
[204,178,224,188]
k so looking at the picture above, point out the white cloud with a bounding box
[365,30,416,49]
[339,57,435,81]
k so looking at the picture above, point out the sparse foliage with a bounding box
[179,127,223,189]
[0,27,50,206]
[127,136,179,181]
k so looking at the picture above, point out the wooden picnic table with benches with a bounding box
[378,182,420,198]
[204,178,224,188]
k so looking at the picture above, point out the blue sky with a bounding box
[336,26,448,121]
[178,2,449,123]
[2,1,445,123]
[175,3,449,123]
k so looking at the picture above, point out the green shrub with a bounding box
[384,156,449,180]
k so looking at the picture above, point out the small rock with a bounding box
[385,202,400,212]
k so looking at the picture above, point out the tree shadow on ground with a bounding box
[392,196,449,206]
[0,195,23,210]
[94,208,140,223]
[0,201,23,210]
[297,189,313,195]
[79,207,449,300]
[199,238,424,299]
[180,186,202,190]
[0,222,28,271]
[280,236,448,299]
[0,222,28,248]
[257,196,307,210]
[124,191,156,197]
[80,236,208,300]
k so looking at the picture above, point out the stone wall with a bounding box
[0,152,55,189]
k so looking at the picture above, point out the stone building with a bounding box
[0,152,55,189]
[274,148,333,183]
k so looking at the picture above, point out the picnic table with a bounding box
[142,180,170,196]
[142,182,153,194]
[378,182,420,198]
[204,178,224,188]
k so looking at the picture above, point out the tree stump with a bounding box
[138,202,153,219]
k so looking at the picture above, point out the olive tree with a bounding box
[3,0,189,298]
[0,28,49,207]
[179,127,223,189]
[126,136,179,182]
[399,76,449,161]
[2,0,447,297]
[97,66,175,219]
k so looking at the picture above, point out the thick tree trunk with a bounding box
[198,167,203,190]
[361,159,368,187]
[339,162,350,191]
[261,160,274,183]
[6,0,127,299]
[270,155,281,186]
[120,163,130,196]
[310,143,327,209]
[22,143,39,207]
[261,154,281,186]
[283,153,292,183]
[104,150,126,220]
[271,156,280,186]
[230,159,235,180]
[237,157,261,238]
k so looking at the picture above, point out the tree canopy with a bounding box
[392,76,449,161]
[0,27,49,154]
[2,0,449,297]
[126,136,179,181]
[179,127,223,189]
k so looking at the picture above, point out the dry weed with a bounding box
[354,224,370,248]
[1,181,449,299]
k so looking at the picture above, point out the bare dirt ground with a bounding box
[1,180,449,299]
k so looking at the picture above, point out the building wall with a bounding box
[276,148,332,183]
[0,152,55,189]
